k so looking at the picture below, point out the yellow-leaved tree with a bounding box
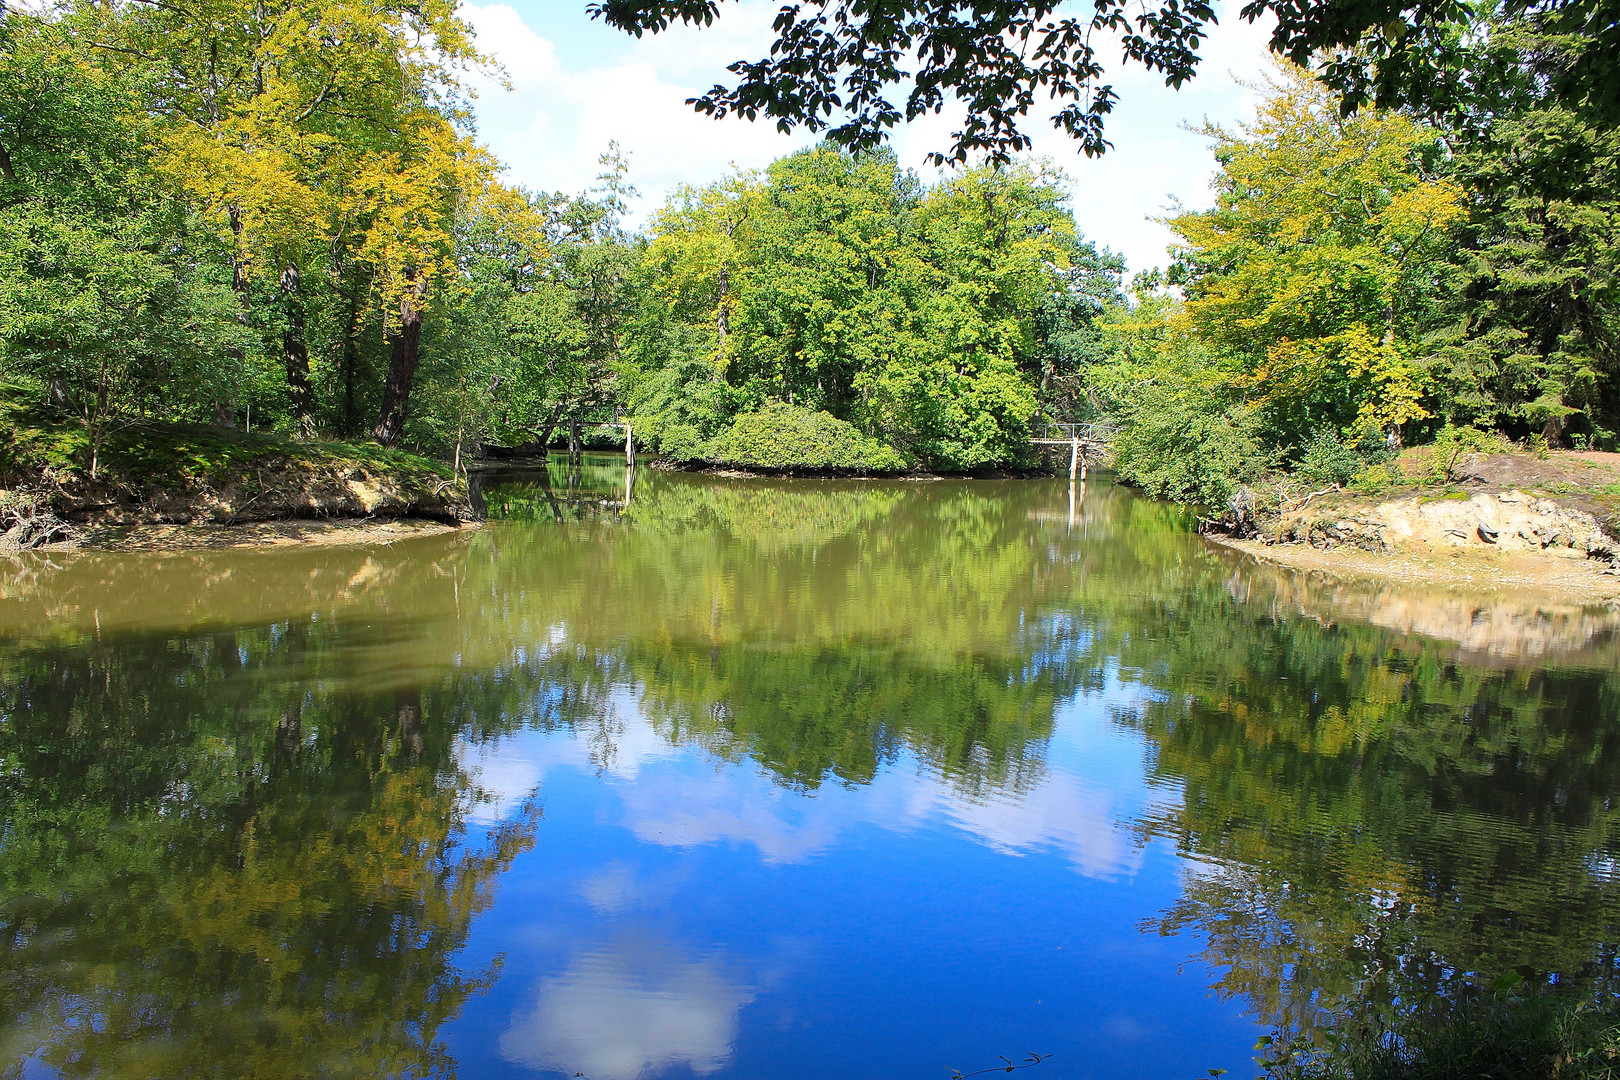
[82,0,491,437]
[1167,63,1464,447]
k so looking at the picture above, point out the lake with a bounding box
[2,456,1617,1079]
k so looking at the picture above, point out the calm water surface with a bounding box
[2,457,1618,1079]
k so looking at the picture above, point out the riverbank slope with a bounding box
[1,397,474,552]
[1211,448,1620,601]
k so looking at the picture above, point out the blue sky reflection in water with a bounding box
[2,457,1618,1080]
[447,676,1247,1080]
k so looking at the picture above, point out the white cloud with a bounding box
[463,1,812,212]
[463,0,1277,274]
[459,683,1161,877]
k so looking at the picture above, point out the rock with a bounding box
[1268,489,1614,564]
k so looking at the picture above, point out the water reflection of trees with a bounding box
[631,642,1055,794]
[470,472,1135,794]
[1099,583,1620,1041]
[0,624,539,1080]
[6,467,1620,1070]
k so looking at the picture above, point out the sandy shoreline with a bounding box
[1208,533,1620,604]
[50,517,479,553]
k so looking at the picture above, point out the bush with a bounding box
[1429,424,1503,482]
[1350,463,1398,496]
[1111,391,1272,508]
[654,422,710,463]
[705,402,908,472]
[1296,429,1380,488]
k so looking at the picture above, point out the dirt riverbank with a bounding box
[1,405,476,553]
[63,517,477,553]
[1211,532,1620,604]
[1209,449,1620,603]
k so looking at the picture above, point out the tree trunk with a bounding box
[281,263,315,436]
[216,206,248,430]
[340,290,362,437]
[372,272,424,446]
[534,402,565,453]
[716,264,730,359]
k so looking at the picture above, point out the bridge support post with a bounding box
[1069,437,1079,480]
[625,423,634,467]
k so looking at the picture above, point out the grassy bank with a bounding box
[0,392,472,541]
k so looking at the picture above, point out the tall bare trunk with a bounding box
[372,272,424,446]
[340,286,362,437]
[716,264,730,359]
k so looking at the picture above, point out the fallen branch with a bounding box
[0,491,78,551]
[1281,483,1341,513]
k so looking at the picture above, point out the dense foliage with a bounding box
[5,0,1620,484]
[0,4,1121,474]
[701,402,907,472]
[626,148,1120,471]
[1087,54,1620,508]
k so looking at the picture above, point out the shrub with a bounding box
[1350,463,1397,496]
[1111,391,1272,508]
[1296,429,1379,488]
[1430,424,1503,482]
[706,402,908,472]
[655,422,710,463]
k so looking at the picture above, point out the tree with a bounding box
[1166,65,1463,448]
[77,0,479,430]
[1431,105,1620,444]
[866,160,1094,465]
[0,13,248,476]
[736,147,925,415]
[624,145,1106,469]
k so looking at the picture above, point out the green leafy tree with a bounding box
[627,147,1106,470]
[0,15,248,476]
[1433,104,1620,444]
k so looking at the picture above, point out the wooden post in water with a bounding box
[624,423,634,467]
[1069,436,1079,479]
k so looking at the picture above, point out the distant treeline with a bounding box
[1,1,1616,483]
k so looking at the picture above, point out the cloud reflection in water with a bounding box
[498,931,755,1080]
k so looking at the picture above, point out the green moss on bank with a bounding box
[0,394,450,490]
[0,390,468,526]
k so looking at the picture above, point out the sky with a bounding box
[457,1,1279,277]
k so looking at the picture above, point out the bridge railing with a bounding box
[1031,419,1119,443]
